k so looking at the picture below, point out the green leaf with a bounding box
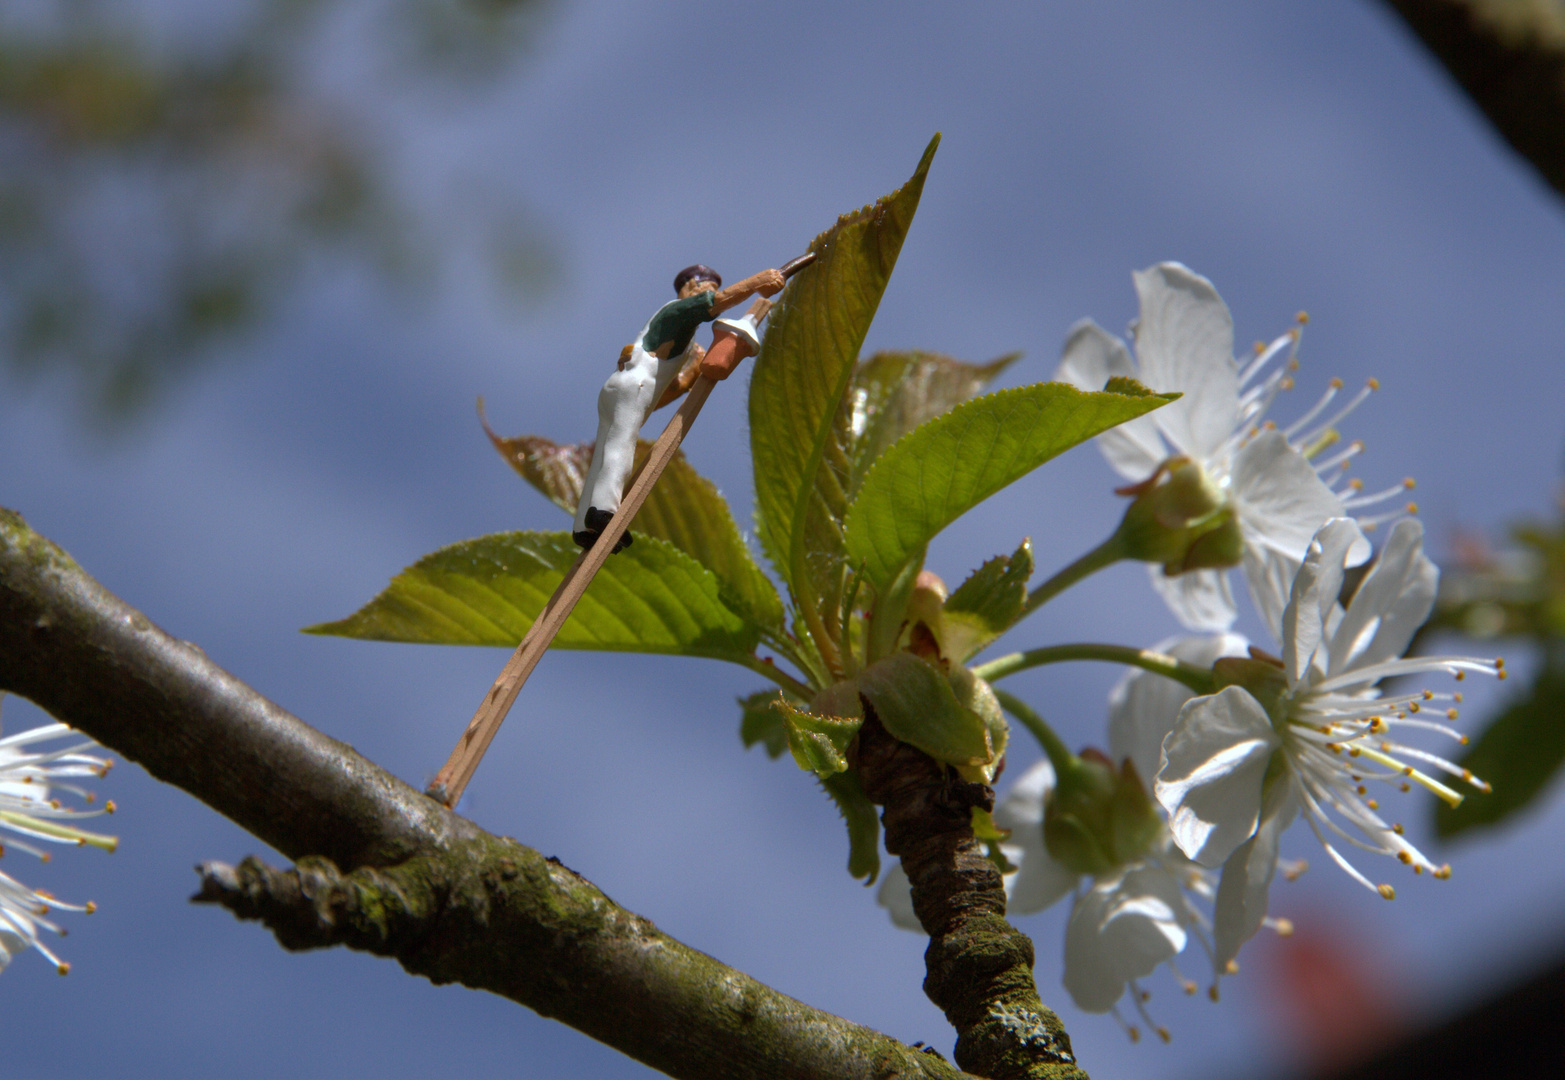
[739,689,790,759]
[942,539,1034,661]
[856,651,997,770]
[774,697,863,778]
[1435,664,1565,838]
[848,350,1019,496]
[749,134,940,653]
[305,531,760,662]
[821,770,881,884]
[483,423,784,634]
[844,379,1175,590]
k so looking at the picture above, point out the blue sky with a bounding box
[4,2,1565,1077]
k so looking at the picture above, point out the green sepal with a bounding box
[855,652,1005,779]
[774,697,863,778]
[304,531,760,663]
[942,539,1035,661]
[739,689,790,759]
[821,770,881,884]
[1043,752,1163,876]
[844,379,1177,592]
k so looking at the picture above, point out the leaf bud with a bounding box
[1043,750,1163,875]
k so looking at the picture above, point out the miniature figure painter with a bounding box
[572,263,783,552]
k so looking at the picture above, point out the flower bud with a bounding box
[1114,457,1243,574]
[1043,749,1163,875]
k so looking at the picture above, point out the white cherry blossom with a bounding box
[1057,263,1390,633]
[1154,518,1499,967]
[878,759,1229,1029]
[0,709,116,974]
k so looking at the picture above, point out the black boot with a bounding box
[574,506,633,553]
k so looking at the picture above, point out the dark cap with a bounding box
[673,264,721,294]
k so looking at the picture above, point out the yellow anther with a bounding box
[1422,690,1434,700]
[1350,477,1364,490]
[1349,747,1362,758]
[1378,884,1396,900]
[1209,985,1221,1003]
[1254,341,1267,355]
[1367,377,1381,390]
[1356,785,1368,795]
[1461,769,1473,782]
[1454,692,1464,702]
[1140,990,1151,1002]
[1455,671,1466,681]
[1280,376,1295,390]
[1448,709,1459,720]
[1414,865,1423,875]
[1402,766,1414,776]
[85,901,97,914]
[1274,918,1295,937]
[1400,781,1411,793]
[1459,735,1470,745]
[1297,311,1310,324]
[1409,701,1421,713]
[1366,799,1379,809]
[1435,865,1452,880]
[1404,477,1417,489]
[57,962,70,976]
[1225,960,1240,975]
[1392,823,1404,835]
[105,800,117,814]
[1288,358,1300,371]
[1128,1027,1141,1043]
[1157,1028,1171,1044]
[1398,851,1412,864]
[1407,502,1419,514]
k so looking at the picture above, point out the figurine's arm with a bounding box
[651,342,705,411]
[710,268,785,315]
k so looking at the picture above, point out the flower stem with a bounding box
[991,688,1076,777]
[1020,533,1129,619]
[738,654,817,701]
[973,643,1216,694]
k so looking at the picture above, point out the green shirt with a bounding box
[641,291,716,357]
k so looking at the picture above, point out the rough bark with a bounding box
[856,710,1087,1080]
[0,506,975,1080]
[1384,0,1565,199]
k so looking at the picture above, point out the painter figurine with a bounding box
[572,263,784,552]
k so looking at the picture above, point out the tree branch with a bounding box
[856,711,1087,1080]
[0,507,974,1080]
[1384,0,1565,199]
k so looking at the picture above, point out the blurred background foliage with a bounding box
[0,0,555,422]
[1419,468,1565,839]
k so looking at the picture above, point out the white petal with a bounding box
[1063,867,1188,1013]
[1058,320,1166,480]
[1131,263,1239,460]
[1242,545,1298,648]
[1147,565,1238,632]
[1327,518,1437,679]
[1008,839,1081,915]
[1109,633,1251,783]
[1155,688,1281,867]
[1280,519,1366,685]
[992,759,1055,830]
[1213,771,1300,968]
[1231,429,1348,561]
[992,760,1080,914]
[876,861,925,933]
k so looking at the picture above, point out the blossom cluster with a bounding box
[880,263,1498,1035]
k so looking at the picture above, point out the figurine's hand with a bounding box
[755,268,785,297]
